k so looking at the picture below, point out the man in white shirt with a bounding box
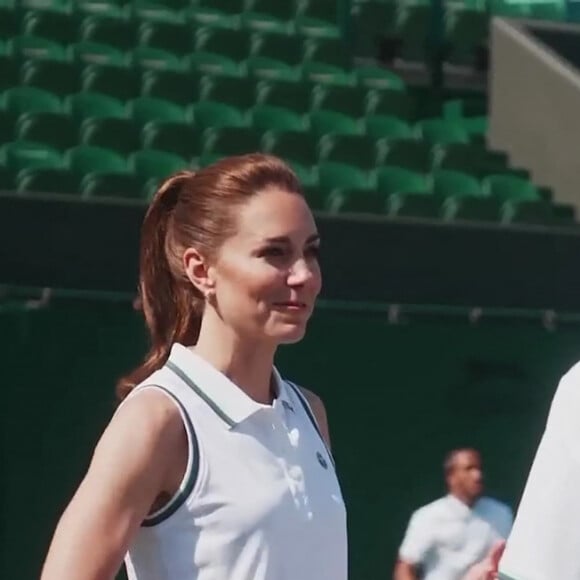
[394,448,513,580]
[499,361,580,580]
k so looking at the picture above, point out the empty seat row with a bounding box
[1,145,571,227]
[0,86,487,144]
[2,13,339,53]
[2,0,340,37]
[0,35,400,88]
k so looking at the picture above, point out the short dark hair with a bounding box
[443,448,480,477]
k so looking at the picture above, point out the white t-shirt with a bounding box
[500,361,580,580]
[399,494,513,580]
[123,344,348,580]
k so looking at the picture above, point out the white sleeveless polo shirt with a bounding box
[123,343,348,580]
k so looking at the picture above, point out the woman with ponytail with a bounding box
[41,154,347,580]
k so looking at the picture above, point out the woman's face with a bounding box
[208,187,321,344]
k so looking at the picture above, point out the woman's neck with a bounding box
[191,315,277,405]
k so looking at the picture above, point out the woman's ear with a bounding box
[183,247,215,297]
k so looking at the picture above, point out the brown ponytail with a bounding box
[117,171,203,399]
[117,154,302,400]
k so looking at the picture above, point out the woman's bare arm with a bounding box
[41,389,187,580]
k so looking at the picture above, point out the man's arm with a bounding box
[394,510,431,580]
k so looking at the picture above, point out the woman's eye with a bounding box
[261,247,286,257]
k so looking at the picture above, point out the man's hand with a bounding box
[462,541,506,580]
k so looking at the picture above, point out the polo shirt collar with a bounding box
[166,343,293,429]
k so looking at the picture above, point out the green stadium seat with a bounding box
[417,119,470,145]
[256,80,313,114]
[22,10,78,45]
[76,0,127,19]
[194,101,248,130]
[252,105,308,132]
[132,46,186,71]
[189,53,242,78]
[387,190,441,219]
[247,33,303,81]
[71,41,127,67]
[377,166,428,195]
[312,85,367,118]
[432,169,482,198]
[80,172,143,199]
[138,21,193,55]
[188,0,245,29]
[199,76,257,111]
[142,70,200,106]
[441,196,501,222]
[3,141,63,173]
[20,0,71,11]
[310,110,363,136]
[15,112,78,151]
[202,127,263,157]
[66,144,127,175]
[134,0,188,13]
[80,117,140,155]
[9,36,67,61]
[295,0,340,39]
[242,0,295,34]
[130,149,187,181]
[356,65,405,91]
[16,167,79,195]
[81,64,140,101]
[367,89,414,120]
[501,199,555,225]
[302,39,357,85]
[262,130,317,167]
[132,1,185,24]
[248,58,302,82]
[304,38,352,70]
[459,116,488,142]
[382,140,432,172]
[194,27,251,63]
[483,174,539,201]
[65,92,126,121]
[433,143,488,175]
[80,16,137,52]
[21,60,80,97]
[141,121,201,159]
[130,96,189,124]
[0,56,20,92]
[302,62,355,86]
[318,161,372,192]
[318,134,378,169]
[325,188,386,214]
[365,115,413,140]
[2,86,62,115]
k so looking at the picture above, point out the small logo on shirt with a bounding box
[317,451,328,469]
[282,400,295,413]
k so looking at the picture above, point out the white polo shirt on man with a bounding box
[500,361,580,580]
[399,494,513,580]
[123,343,347,580]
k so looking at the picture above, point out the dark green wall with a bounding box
[4,300,580,579]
